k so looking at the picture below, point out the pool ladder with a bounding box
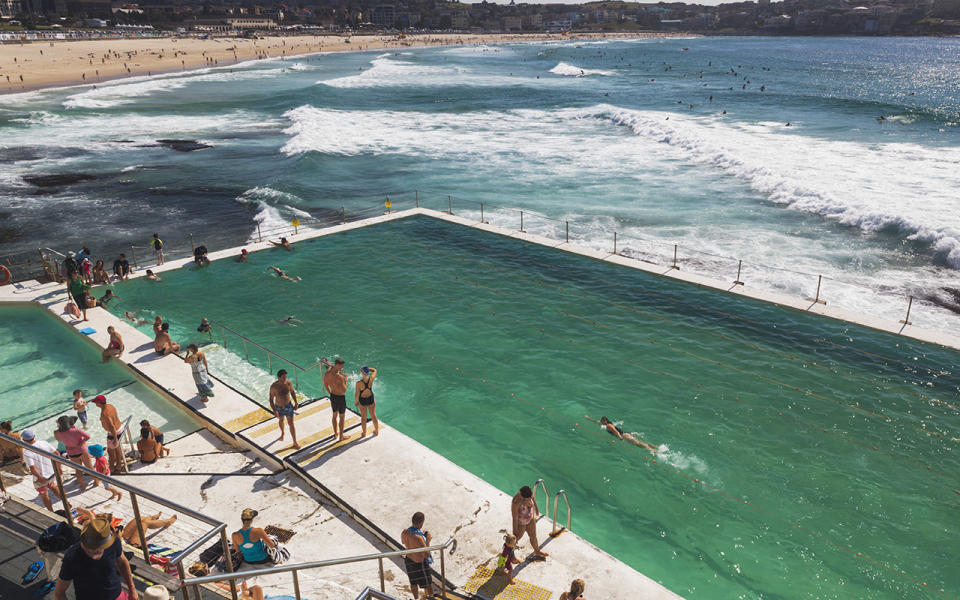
[533,478,571,537]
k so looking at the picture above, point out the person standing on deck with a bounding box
[92,395,124,474]
[269,370,299,449]
[323,358,351,442]
[151,233,164,266]
[354,366,379,437]
[400,512,433,600]
[511,486,549,561]
[53,514,137,600]
[21,429,63,512]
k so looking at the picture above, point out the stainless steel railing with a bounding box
[180,538,458,600]
[552,489,571,536]
[0,432,235,586]
[206,319,329,392]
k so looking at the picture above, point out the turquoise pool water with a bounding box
[0,306,200,446]
[108,216,959,600]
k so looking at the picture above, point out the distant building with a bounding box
[371,4,394,28]
[502,15,521,30]
[0,0,21,16]
[451,10,469,29]
[225,17,277,29]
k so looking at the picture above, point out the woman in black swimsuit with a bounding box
[354,366,379,437]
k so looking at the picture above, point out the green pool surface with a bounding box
[107,216,959,600]
[0,306,200,446]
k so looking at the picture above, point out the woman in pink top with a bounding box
[54,415,92,489]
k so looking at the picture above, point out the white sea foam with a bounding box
[317,55,536,89]
[549,62,616,77]
[237,186,312,240]
[657,445,709,475]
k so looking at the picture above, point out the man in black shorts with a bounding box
[323,358,351,442]
[400,512,433,600]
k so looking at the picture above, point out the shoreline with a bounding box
[0,31,696,95]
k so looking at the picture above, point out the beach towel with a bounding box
[148,543,183,577]
[78,327,97,335]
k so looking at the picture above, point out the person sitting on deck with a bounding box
[586,416,659,454]
[137,427,163,464]
[193,245,210,265]
[0,420,23,465]
[154,322,181,356]
[231,508,276,565]
[559,578,588,600]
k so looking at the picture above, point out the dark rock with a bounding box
[156,139,212,152]
[22,173,97,187]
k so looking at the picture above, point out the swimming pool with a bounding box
[107,216,960,600]
[0,305,201,446]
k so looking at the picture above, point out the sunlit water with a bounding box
[2,37,960,332]
[107,217,960,600]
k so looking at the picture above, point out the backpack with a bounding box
[37,521,81,553]
[153,238,163,250]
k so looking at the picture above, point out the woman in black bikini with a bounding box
[354,366,379,437]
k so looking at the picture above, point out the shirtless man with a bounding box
[269,370,299,449]
[400,512,433,600]
[154,322,180,356]
[511,486,548,560]
[323,358,350,442]
[587,416,659,454]
[93,395,124,473]
[101,326,124,362]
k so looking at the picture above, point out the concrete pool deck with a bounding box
[4,204,956,599]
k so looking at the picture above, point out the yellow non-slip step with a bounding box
[460,565,552,600]
[244,400,332,439]
[222,407,274,433]
[273,417,361,459]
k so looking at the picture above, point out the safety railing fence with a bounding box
[208,319,329,397]
[421,194,943,334]
[0,432,234,589]
[180,538,458,600]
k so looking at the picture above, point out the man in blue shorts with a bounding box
[269,370,299,449]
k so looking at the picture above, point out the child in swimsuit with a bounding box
[495,534,519,583]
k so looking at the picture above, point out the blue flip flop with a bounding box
[32,580,56,598]
[22,561,43,583]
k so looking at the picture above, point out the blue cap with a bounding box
[21,429,35,442]
[361,366,371,375]
[89,444,104,458]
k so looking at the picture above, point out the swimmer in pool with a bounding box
[279,316,303,326]
[124,311,151,326]
[269,237,292,251]
[269,266,300,282]
[586,416,659,454]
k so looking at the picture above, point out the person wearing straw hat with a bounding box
[143,586,171,600]
[54,513,137,600]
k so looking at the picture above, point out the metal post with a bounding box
[257,223,262,242]
[440,547,447,599]
[340,206,345,224]
[268,352,272,375]
[219,529,239,600]
[900,295,914,325]
[243,339,248,359]
[415,189,419,208]
[177,563,191,600]
[734,259,744,285]
[221,326,227,349]
[814,275,822,303]
[672,244,678,270]
[52,465,71,526]
[294,368,299,391]
[613,232,617,255]
[565,221,569,243]
[520,211,524,232]
[448,195,452,215]
[480,202,484,223]
[378,557,385,592]
[129,493,151,564]
[292,570,302,600]
[189,233,195,254]
[130,246,138,269]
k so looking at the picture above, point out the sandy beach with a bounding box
[0,31,686,93]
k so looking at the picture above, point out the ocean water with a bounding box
[106,217,960,600]
[2,37,960,333]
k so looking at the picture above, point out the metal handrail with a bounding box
[532,478,550,521]
[552,489,571,536]
[0,432,230,570]
[181,538,457,600]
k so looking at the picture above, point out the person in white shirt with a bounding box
[21,429,63,512]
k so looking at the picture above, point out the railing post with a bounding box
[480,202,484,223]
[177,563,191,600]
[448,195,452,215]
[220,528,239,600]
[189,233,195,254]
[292,570,302,600]
[129,492,151,564]
[440,547,447,599]
[378,557,385,592]
[415,189,419,208]
[734,259,744,285]
[130,246,138,269]
[221,326,227,349]
[613,231,617,255]
[257,223,262,242]
[268,352,272,374]
[672,244,678,270]
[340,206,345,224]
[52,464,71,525]
[900,295,914,325]
[565,221,569,243]
[294,367,299,391]
[520,211,524,232]
[243,339,248,359]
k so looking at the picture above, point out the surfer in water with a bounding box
[586,416,659,454]
[269,266,300,282]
